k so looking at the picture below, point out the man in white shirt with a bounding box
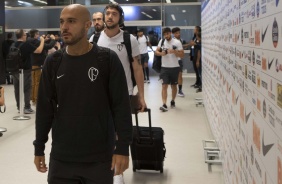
[172,27,186,97]
[96,4,146,112]
[136,29,153,83]
[155,27,184,112]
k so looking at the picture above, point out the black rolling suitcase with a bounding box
[130,108,166,173]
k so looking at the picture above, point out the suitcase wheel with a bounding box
[160,162,163,173]
[132,160,138,172]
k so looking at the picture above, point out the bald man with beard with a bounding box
[33,4,132,184]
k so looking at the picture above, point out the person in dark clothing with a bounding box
[27,29,56,104]
[2,33,15,84]
[12,29,44,114]
[194,32,202,93]
[33,4,132,184]
[190,26,201,88]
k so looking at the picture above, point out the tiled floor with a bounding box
[0,74,224,184]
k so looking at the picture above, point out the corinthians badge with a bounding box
[88,67,99,82]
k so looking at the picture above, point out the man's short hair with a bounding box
[29,29,39,38]
[104,3,124,25]
[195,26,201,33]
[7,33,13,39]
[93,11,104,19]
[15,29,25,39]
[162,27,171,34]
[172,27,180,33]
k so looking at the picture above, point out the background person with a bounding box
[155,27,184,112]
[28,29,56,105]
[194,32,202,93]
[136,29,153,83]
[2,33,15,84]
[12,29,44,114]
[172,27,186,97]
[189,26,201,89]
[96,3,147,112]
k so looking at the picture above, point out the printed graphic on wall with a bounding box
[202,0,282,183]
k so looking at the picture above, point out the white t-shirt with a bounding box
[137,35,149,54]
[158,38,183,68]
[97,30,140,95]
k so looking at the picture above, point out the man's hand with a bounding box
[40,36,45,42]
[196,61,200,68]
[49,34,55,40]
[138,97,147,112]
[111,154,129,176]
[190,40,196,46]
[34,156,48,173]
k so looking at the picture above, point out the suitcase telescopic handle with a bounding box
[134,108,153,143]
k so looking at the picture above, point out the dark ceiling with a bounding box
[5,0,200,7]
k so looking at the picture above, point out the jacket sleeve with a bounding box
[108,50,133,156]
[43,39,56,50]
[33,55,56,156]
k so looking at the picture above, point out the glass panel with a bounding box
[5,9,61,29]
[163,5,201,26]
[4,0,200,7]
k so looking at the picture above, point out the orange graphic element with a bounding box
[240,101,245,122]
[257,98,261,112]
[255,30,261,46]
[262,57,267,71]
[279,157,282,184]
[253,120,261,154]
[232,90,236,105]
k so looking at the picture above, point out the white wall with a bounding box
[202,0,282,183]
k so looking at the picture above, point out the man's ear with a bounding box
[85,20,92,30]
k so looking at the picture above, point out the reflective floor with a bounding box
[0,74,224,184]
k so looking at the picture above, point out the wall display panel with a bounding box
[202,0,282,183]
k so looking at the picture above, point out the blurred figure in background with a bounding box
[136,29,153,83]
[190,26,201,89]
[12,29,44,113]
[172,27,186,97]
[2,33,15,84]
[28,29,56,105]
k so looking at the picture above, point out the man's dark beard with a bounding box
[62,28,85,45]
[95,24,104,33]
[106,22,119,30]
[166,36,172,41]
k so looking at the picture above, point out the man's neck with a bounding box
[104,27,121,38]
[66,41,93,56]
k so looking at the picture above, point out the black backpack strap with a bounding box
[123,32,133,62]
[123,32,136,87]
[91,32,101,44]
[161,39,165,47]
